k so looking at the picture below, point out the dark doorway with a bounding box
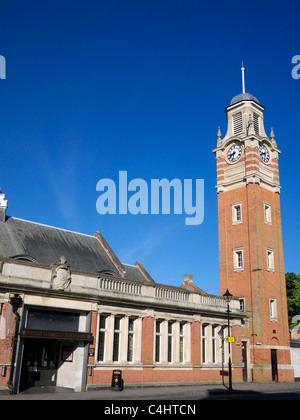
[20,339,59,391]
[242,341,248,382]
[271,349,278,381]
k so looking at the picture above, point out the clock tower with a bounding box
[213,68,294,382]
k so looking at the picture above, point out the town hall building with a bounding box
[0,77,295,394]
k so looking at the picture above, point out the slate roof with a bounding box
[0,216,206,291]
[123,263,153,283]
[0,217,121,275]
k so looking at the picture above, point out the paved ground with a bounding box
[1,381,300,401]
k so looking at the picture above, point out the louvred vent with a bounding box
[233,112,243,135]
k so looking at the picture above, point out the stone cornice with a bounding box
[0,259,244,320]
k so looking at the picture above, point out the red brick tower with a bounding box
[213,70,294,382]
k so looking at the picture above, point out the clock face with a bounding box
[227,144,242,162]
[259,145,270,163]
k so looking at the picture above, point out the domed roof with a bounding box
[230,92,260,105]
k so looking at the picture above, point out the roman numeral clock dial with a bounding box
[227,144,242,162]
[259,144,270,163]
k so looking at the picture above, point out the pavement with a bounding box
[1,381,300,400]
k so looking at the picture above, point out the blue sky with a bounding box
[0,0,299,295]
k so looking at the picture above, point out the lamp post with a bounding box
[223,289,233,391]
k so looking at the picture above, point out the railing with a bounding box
[198,294,227,307]
[154,286,228,307]
[155,286,189,302]
[98,279,227,307]
[98,277,142,295]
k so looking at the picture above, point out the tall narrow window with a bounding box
[264,203,272,225]
[267,248,275,271]
[239,298,245,312]
[270,298,277,321]
[167,322,174,363]
[237,251,243,268]
[233,248,244,271]
[235,205,241,222]
[219,326,226,365]
[113,316,122,362]
[212,326,217,364]
[98,314,108,361]
[155,320,162,363]
[127,318,135,362]
[202,324,207,364]
[232,202,242,224]
[179,322,185,363]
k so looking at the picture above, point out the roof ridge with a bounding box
[10,217,96,239]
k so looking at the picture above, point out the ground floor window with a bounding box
[96,313,142,364]
[155,320,162,363]
[127,318,135,362]
[167,322,174,363]
[201,323,228,366]
[202,324,207,363]
[154,319,190,364]
[179,322,185,363]
[98,315,108,362]
[113,316,122,362]
[96,313,229,367]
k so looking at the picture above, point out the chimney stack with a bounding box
[183,274,193,286]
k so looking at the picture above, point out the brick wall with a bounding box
[86,314,244,388]
[0,302,16,388]
[217,180,293,382]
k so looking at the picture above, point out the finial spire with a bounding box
[270,127,275,140]
[241,62,245,94]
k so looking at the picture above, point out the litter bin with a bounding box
[111,369,123,391]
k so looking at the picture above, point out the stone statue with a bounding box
[247,112,255,135]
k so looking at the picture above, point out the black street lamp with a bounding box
[223,289,233,391]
